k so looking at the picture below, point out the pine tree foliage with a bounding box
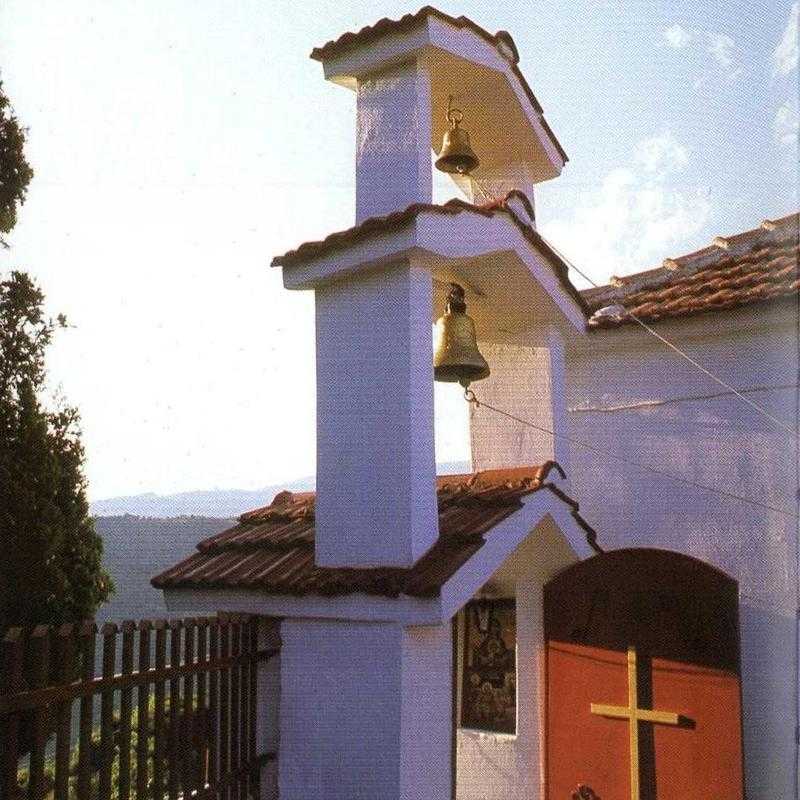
[0,80,34,248]
[0,271,113,632]
[0,76,111,632]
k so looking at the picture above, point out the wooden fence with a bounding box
[0,614,277,800]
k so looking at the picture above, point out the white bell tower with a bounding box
[276,10,575,571]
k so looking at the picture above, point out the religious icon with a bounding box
[460,599,516,734]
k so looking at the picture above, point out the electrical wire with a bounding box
[468,177,797,437]
[538,232,798,437]
[463,388,798,520]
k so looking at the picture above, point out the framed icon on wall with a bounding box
[461,599,517,734]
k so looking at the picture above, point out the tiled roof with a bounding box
[272,192,590,314]
[310,6,567,163]
[583,212,799,328]
[152,463,599,598]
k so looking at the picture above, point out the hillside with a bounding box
[94,515,233,623]
[89,461,470,518]
[90,482,312,519]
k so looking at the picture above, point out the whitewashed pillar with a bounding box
[278,619,453,800]
[315,259,438,568]
[356,59,433,222]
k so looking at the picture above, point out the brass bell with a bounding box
[435,100,480,176]
[433,283,490,387]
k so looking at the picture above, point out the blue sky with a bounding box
[0,1,796,500]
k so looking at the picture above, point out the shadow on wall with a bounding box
[738,603,797,798]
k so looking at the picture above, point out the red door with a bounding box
[544,549,744,800]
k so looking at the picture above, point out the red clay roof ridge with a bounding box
[310,6,521,67]
[242,460,564,523]
[271,191,589,315]
[586,210,799,298]
[307,7,567,163]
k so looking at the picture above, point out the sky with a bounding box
[0,0,797,501]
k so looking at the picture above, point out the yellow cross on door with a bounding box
[590,645,682,800]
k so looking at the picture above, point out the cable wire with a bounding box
[464,389,798,520]
[538,232,798,437]
[468,177,796,437]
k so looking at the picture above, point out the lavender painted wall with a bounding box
[566,303,799,797]
[277,618,452,800]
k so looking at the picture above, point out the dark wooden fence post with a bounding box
[27,625,50,800]
[208,618,220,793]
[76,620,97,800]
[153,619,167,800]
[219,615,231,800]
[53,624,74,800]
[118,620,136,800]
[1,628,24,800]
[196,618,209,791]
[167,620,182,800]
[182,619,197,796]
[230,618,242,800]
[135,620,152,800]
[98,622,118,800]
[247,619,259,800]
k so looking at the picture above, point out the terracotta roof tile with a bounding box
[584,212,799,328]
[152,461,597,598]
[309,6,567,163]
[272,192,590,314]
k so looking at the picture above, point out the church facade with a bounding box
[153,8,798,799]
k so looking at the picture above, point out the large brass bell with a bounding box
[433,283,490,387]
[435,100,480,175]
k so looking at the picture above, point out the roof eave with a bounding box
[309,8,567,172]
[273,199,588,333]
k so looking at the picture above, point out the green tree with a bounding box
[0,79,34,248]
[0,76,110,632]
[0,271,113,632]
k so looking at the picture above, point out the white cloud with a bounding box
[773,2,798,76]
[542,133,712,285]
[774,99,799,146]
[634,132,689,173]
[706,32,736,69]
[664,24,692,48]
[662,24,741,81]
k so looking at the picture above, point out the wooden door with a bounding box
[544,548,744,800]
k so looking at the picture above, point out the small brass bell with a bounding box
[435,99,480,176]
[433,283,490,387]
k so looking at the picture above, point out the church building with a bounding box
[154,8,799,799]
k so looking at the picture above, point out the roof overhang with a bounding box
[311,8,567,184]
[273,199,588,338]
[161,488,597,626]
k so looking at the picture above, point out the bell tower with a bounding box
[312,10,568,225]
[275,9,574,570]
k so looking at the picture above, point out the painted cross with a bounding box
[590,645,681,800]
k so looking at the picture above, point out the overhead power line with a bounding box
[536,232,798,438]
[468,178,795,437]
[464,389,798,520]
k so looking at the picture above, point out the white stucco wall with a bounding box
[455,517,581,800]
[565,305,799,798]
[470,329,570,476]
[315,261,438,568]
[277,617,452,800]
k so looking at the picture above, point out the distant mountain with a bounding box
[89,460,470,519]
[91,458,471,624]
[90,478,316,519]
